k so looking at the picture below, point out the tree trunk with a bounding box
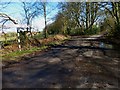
[43,3,47,38]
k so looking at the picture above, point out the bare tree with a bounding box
[0,13,17,39]
[59,2,101,35]
[85,2,99,30]
[34,1,58,38]
[34,1,48,38]
[106,2,120,30]
[0,13,17,24]
[21,2,40,32]
[0,2,18,44]
[0,1,17,32]
[42,2,47,38]
[99,2,120,37]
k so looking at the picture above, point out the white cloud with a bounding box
[32,17,45,31]
[32,17,54,32]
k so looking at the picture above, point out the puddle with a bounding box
[98,42,120,58]
[99,42,120,56]
[99,42,113,49]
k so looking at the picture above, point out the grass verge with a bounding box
[1,34,70,62]
[2,46,48,61]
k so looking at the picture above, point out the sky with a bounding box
[1,0,117,33]
[0,1,59,33]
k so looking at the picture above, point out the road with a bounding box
[2,36,120,89]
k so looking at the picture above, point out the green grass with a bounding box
[33,33,44,39]
[2,34,70,61]
[0,36,16,42]
[2,46,48,61]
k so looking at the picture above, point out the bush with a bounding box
[85,26,100,35]
[70,28,84,36]
[33,33,44,39]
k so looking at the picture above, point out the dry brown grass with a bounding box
[4,44,19,51]
[1,34,69,57]
[39,34,68,45]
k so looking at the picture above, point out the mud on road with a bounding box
[2,36,120,89]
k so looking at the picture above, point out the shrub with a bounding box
[85,25,100,35]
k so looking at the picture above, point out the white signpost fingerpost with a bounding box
[17,32,21,51]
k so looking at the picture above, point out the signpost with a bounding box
[17,26,32,51]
